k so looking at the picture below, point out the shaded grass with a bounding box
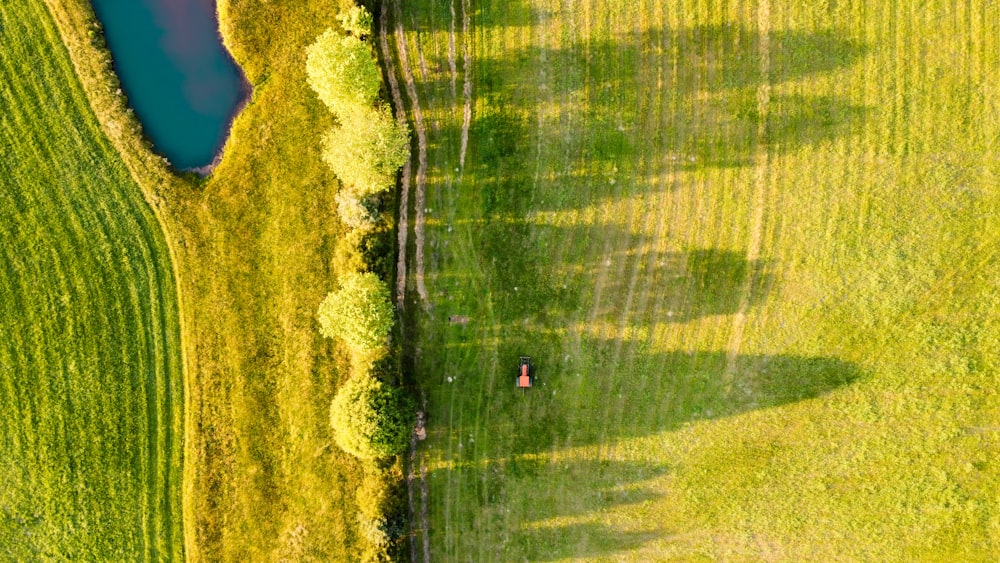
[390,0,1000,560]
[0,0,181,559]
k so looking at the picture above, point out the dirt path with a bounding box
[448,0,457,99]
[406,400,430,563]
[458,0,472,170]
[393,0,430,308]
[379,0,411,306]
[385,5,433,560]
[725,0,771,382]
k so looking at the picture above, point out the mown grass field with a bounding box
[387,0,1000,559]
[0,0,182,559]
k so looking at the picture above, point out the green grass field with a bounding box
[0,0,182,559]
[387,0,1000,559]
[11,0,1000,558]
[174,0,375,558]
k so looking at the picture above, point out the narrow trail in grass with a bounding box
[448,0,457,100]
[726,0,772,383]
[384,3,434,558]
[458,0,472,171]
[379,0,411,306]
[393,0,430,308]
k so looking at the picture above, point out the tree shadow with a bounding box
[465,216,772,323]
[477,25,867,95]
[463,25,868,175]
[463,82,868,178]
[397,0,548,32]
[402,17,870,562]
[513,522,660,561]
[428,457,670,560]
[434,346,863,457]
[423,344,862,558]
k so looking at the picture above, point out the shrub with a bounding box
[306,28,381,114]
[354,460,407,562]
[318,272,394,361]
[356,225,395,281]
[335,190,379,230]
[337,5,373,38]
[330,373,413,460]
[321,105,410,196]
[358,513,390,548]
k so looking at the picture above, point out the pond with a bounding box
[91,0,247,172]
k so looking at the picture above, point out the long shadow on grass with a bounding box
[467,90,867,185]
[477,25,867,95]
[460,92,866,217]
[445,24,868,208]
[445,345,864,457]
[429,457,670,560]
[430,349,861,470]
[463,216,772,323]
[401,0,537,31]
[425,345,861,558]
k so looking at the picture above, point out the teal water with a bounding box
[90,0,247,171]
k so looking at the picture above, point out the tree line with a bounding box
[307,5,413,561]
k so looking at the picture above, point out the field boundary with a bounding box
[392,0,430,308]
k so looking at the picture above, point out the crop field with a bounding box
[0,0,182,560]
[386,0,1000,559]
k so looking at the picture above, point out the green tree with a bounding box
[335,189,379,230]
[330,374,413,460]
[306,28,381,114]
[322,105,410,196]
[337,6,373,38]
[318,272,394,361]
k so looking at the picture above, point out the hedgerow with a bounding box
[307,4,413,560]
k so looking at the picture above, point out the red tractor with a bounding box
[517,356,533,388]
